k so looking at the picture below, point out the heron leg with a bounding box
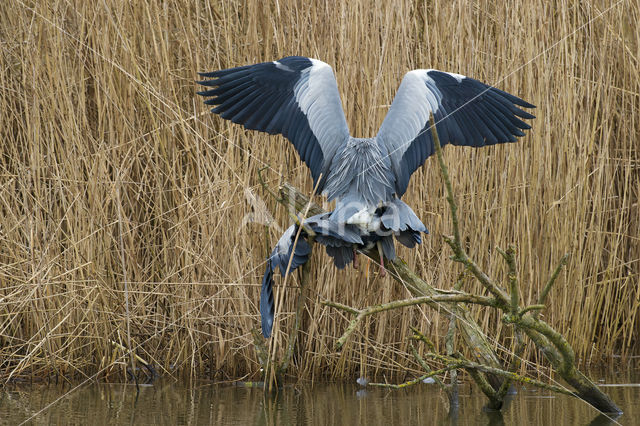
[353,247,359,270]
[376,241,386,277]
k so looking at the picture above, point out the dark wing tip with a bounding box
[493,87,536,110]
[517,110,536,120]
[198,69,227,78]
[196,78,218,88]
[516,99,536,109]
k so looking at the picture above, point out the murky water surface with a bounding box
[2,371,638,425]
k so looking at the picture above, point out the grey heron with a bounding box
[197,56,535,337]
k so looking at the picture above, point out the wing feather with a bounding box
[198,56,350,189]
[376,69,535,196]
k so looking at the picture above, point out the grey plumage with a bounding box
[198,56,536,337]
[260,225,311,337]
[260,213,364,337]
[324,137,395,205]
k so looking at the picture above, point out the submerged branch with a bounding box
[423,352,576,397]
[368,365,463,389]
[251,329,270,371]
[445,300,460,407]
[494,328,526,404]
[409,343,447,391]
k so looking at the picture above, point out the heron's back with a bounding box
[324,137,395,205]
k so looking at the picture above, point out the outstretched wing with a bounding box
[376,70,535,197]
[198,56,350,190]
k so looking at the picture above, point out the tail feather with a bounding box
[395,229,423,248]
[380,198,427,233]
[325,245,354,268]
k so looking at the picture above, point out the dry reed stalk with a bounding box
[0,0,637,383]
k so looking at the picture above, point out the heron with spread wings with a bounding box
[197,56,535,337]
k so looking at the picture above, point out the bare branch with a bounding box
[537,253,570,313]
[325,293,497,348]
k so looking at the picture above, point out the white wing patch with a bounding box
[273,61,294,72]
[445,71,466,82]
[292,59,350,162]
[380,70,441,149]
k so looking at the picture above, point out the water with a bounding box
[2,373,638,425]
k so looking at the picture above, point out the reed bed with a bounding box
[0,0,638,383]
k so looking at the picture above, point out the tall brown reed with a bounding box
[0,0,638,382]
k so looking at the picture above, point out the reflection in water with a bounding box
[1,378,637,425]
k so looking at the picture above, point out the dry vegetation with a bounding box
[0,0,638,383]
